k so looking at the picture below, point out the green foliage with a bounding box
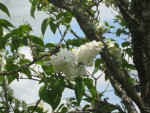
[84,78,96,99]
[0,19,14,31]
[0,1,143,113]
[39,77,65,110]
[75,77,85,105]
[41,17,57,35]
[0,2,10,17]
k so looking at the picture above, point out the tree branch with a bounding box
[31,98,41,113]
[0,45,60,76]
[65,80,125,113]
[3,79,9,113]
[105,69,138,113]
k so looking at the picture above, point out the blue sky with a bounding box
[1,0,125,112]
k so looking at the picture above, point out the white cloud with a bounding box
[99,3,118,21]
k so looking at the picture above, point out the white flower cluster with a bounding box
[106,39,121,60]
[0,50,5,72]
[43,41,103,80]
[73,40,103,66]
[3,31,7,37]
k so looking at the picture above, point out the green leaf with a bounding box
[0,27,3,37]
[7,74,19,84]
[39,78,65,110]
[84,78,96,98]
[11,38,20,51]
[0,3,10,17]
[127,64,136,70]
[30,1,37,18]
[124,48,132,57]
[122,42,130,48]
[41,17,54,35]
[29,35,44,47]
[19,24,32,32]
[104,21,109,27]
[0,19,14,30]
[19,59,31,65]
[50,22,57,34]
[22,68,32,78]
[61,107,68,113]
[27,106,43,113]
[1,33,11,48]
[42,65,54,75]
[75,77,85,105]
[116,28,122,37]
[92,67,99,75]
[95,58,104,68]
[45,42,55,48]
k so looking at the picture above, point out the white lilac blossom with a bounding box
[106,39,121,60]
[73,40,103,66]
[3,31,6,37]
[43,41,104,79]
[48,48,79,79]
[0,50,5,72]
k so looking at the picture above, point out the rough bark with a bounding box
[105,69,138,113]
[115,0,150,111]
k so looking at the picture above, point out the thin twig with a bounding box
[58,25,70,45]
[65,80,125,113]
[70,28,81,39]
[31,98,41,113]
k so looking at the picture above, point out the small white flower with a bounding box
[3,31,7,37]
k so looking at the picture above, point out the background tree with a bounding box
[0,0,150,113]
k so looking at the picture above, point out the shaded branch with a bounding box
[0,45,60,76]
[31,99,42,113]
[65,80,125,113]
[105,69,138,113]
[3,80,9,113]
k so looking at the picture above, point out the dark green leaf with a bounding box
[29,35,44,47]
[42,65,54,75]
[30,1,37,18]
[75,77,85,105]
[45,43,56,48]
[39,78,65,110]
[95,58,104,68]
[61,107,68,113]
[50,22,57,34]
[124,48,132,57]
[84,78,96,98]
[104,21,109,27]
[92,67,99,75]
[127,64,136,70]
[83,98,92,103]
[0,19,14,30]
[1,33,11,48]
[122,42,130,48]
[14,108,21,113]
[22,68,32,78]
[19,59,31,65]
[116,28,122,37]
[11,38,20,51]
[41,17,54,35]
[0,3,10,17]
